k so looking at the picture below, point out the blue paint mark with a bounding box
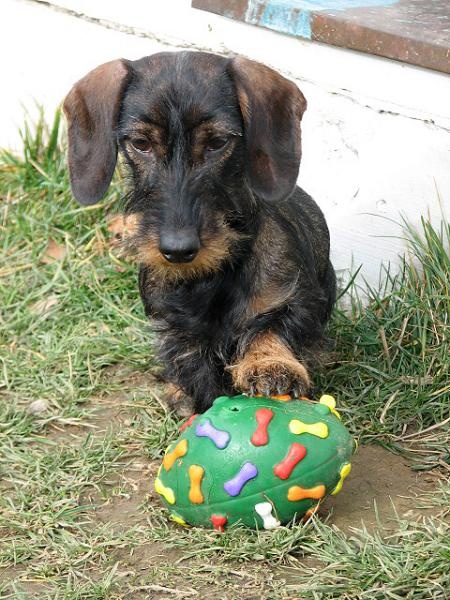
[260,4,312,38]
[256,0,397,11]
[246,0,398,40]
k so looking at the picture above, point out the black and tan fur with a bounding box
[63,51,336,413]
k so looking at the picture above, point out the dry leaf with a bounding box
[27,399,49,415]
[41,239,66,264]
[29,294,59,317]
[399,375,434,385]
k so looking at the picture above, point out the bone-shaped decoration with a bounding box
[255,502,281,530]
[330,462,352,495]
[170,513,189,526]
[251,408,274,446]
[179,413,198,432]
[211,514,228,532]
[303,504,319,522]
[289,419,329,438]
[163,439,188,471]
[224,462,258,496]
[274,442,307,479]
[287,484,326,502]
[319,394,341,419]
[195,418,230,449]
[188,464,205,504]
[270,394,292,401]
[154,477,175,505]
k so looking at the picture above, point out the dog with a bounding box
[63,51,336,414]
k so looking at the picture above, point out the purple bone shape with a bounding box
[224,462,258,496]
[195,418,230,449]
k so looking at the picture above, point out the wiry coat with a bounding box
[64,51,336,413]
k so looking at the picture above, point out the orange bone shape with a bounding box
[163,439,188,471]
[188,465,205,504]
[287,484,326,502]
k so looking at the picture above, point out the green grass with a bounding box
[0,110,153,418]
[317,217,450,470]
[0,111,449,599]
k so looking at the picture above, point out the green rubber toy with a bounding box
[155,394,356,531]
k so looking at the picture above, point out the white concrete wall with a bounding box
[2,0,449,292]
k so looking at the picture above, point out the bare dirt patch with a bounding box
[321,444,439,532]
[46,369,158,444]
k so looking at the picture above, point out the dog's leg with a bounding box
[229,332,311,398]
[164,383,194,418]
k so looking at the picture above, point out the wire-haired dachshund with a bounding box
[63,51,336,413]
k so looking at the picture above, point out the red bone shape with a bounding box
[211,514,227,532]
[251,408,274,446]
[274,443,307,479]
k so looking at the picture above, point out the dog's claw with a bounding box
[239,365,311,401]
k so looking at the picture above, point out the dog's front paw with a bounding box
[231,359,311,398]
[229,333,312,398]
[164,383,194,418]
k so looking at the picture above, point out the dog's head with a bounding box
[64,51,306,280]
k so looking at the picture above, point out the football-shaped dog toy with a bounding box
[155,394,356,530]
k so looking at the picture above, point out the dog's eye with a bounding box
[130,137,152,153]
[206,137,229,152]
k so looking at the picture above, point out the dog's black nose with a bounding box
[159,229,200,263]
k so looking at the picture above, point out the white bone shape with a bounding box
[255,502,281,530]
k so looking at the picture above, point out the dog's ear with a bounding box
[63,59,131,205]
[228,57,306,202]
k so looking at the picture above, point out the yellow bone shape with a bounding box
[287,484,326,501]
[188,465,205,504]
[319,394,341,419]
[289,419,328,438]
[331,463,352,496]
[163,439,188,471]
[154,477,175,505]
[170,513,189,527]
